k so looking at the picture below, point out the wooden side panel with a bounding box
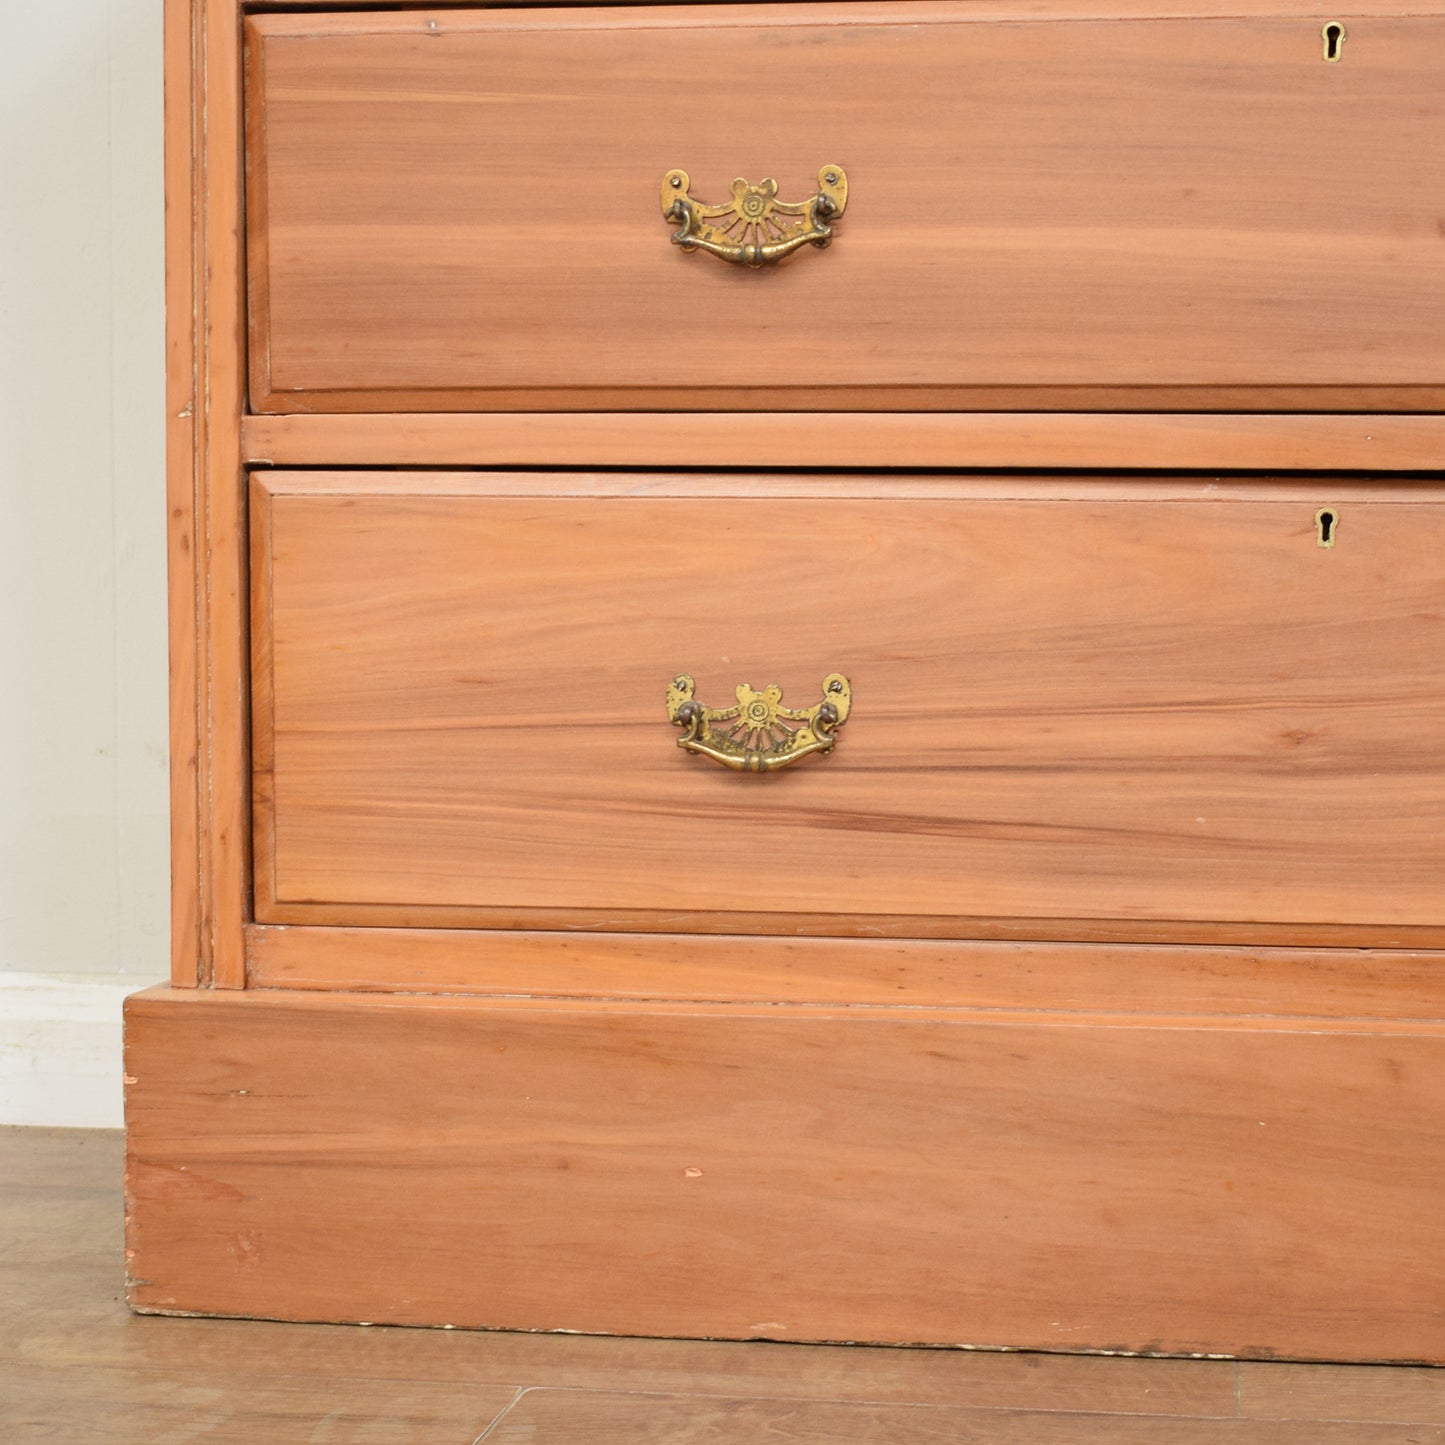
[252,472,1445,941]
[166,0,251,988]
[124,986,1445,1362]
[165,0,200,985]
[199,0,251,989]
[246,2,1445,413]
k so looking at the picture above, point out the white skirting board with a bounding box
[0,973,161,1128]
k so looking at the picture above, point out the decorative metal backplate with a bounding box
[661,166,848,269]
[666,674,851,773]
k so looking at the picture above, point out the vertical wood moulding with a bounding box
[242,18,274,417]
[247,476,278,926]
[164,0,201,986]
[168,0,251,989]
[205,0,251,988]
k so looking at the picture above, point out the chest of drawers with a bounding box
[126,0,1445,1362]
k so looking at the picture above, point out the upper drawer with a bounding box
[245,2,1445,414]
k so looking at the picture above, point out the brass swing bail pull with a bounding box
[661,166,848,268]
[666,674,852,773]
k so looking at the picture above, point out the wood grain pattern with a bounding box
[242,411,1445,473]
[245,926,1445,1019]
[163,0,1445,1375]
[164,0,200,987]
[480,1389,1445,1444]
[244,909,1445,950]
[246,2,1445,413]
[199,0,250,990]
[124,986,1445,1361]
[167,0,250,990]
[18,1126,1444,1430]
[0,1364,518,1445]
[243,0,1445,12]
[251,471,1445,941]
[2,1129,1237,1422]
[241,0,1445,11]
[1240,1364,1445,1426]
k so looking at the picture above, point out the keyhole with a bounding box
[1316,508,1338,548]
[1322,22,1346,61]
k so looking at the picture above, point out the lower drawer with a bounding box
[250,471,1445,944]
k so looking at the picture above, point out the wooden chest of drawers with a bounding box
[127,0,1445,1362]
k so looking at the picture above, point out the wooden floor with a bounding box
[3,1128,1444,1443]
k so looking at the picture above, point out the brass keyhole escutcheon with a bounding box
[1322,21,1346,61]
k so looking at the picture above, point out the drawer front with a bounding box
[246,2,1445,414]
[251,472,1445,943]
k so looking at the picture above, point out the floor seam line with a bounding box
[471,1385,530,1443]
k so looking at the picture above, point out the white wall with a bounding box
[1,0,168,1122]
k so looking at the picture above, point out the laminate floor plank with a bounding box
[12,1276,1240,1419]
[1240,1362,1445,1425]
[74,1322,1242,1418]
[478,1387,1445,1444]
[0,1362,518,1445]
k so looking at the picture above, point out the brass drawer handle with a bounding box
[661,166,848,269]
[666,674,851,773]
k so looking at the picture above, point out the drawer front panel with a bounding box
[246,2,1445,413]
[252,472,1445,941]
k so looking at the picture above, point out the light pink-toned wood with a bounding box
[246,924,1445,1020]
[165,0,200,986]
[156,0,1445,1365]
[29,1127,1445,1434]
[246,3,1445,413]
[196,0,249,989]
[125,984,1445,1362]
[242,0,1445,14]
[247,472,1445,503]
[165,0,251,989]
[247,909,1445,950]
[244,0,1445,14]
[251,471,1445,944]
[247,469,275,958]
[241,412,1445,473]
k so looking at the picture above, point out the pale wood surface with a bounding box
[246,2,1445,413]
[481,1390,1445,1443]
[1240,1364,1445,1426]
[164,0,199,987]
[252,471,1445,942]
[167,0,250,989]
[10,1125,1444,1442]
[1,1364,516,1444]
[165,0,1445,1403]
[242,411,1445,472]
[199,0,250,990]
[245,925,1445,1018]
[125,987,1445,1362]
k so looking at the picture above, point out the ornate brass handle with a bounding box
[661,166,848,269]
[666,674,851,773]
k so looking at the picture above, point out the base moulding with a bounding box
[124,984,1445,1363]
